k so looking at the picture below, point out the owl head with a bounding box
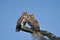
[28,14,34,19]
[22,12,28,16]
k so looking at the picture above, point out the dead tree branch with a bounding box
[16,26,60,40]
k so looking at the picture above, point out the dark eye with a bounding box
[29,15,30,16]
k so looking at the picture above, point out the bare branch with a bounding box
[17,26,60,40]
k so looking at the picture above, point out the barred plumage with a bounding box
[16,12,28,32]
[27,14,40,30]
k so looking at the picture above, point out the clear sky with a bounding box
[0,0,60,40]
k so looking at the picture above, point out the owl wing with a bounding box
[16,16,25,32]
[31,19,40,30]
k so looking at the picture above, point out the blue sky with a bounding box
[0,0,60,40]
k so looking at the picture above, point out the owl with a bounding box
[16,12,28,32]
[27,14,40,31]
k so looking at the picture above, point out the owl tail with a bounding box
[38,26,40,30]
[16,25,21,32]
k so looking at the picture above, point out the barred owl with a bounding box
[16,12,28,32]
[27,14,40,30]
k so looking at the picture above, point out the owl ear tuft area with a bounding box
[22,12,27,15]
